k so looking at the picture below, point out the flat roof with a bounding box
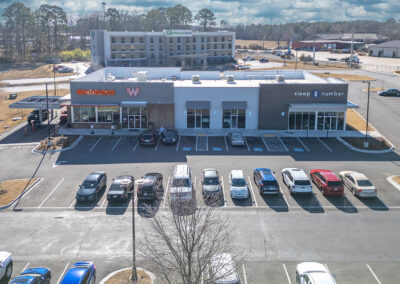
[9,96,66,109]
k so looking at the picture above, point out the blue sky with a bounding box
[0,0,399,25]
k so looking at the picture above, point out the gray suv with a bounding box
[201,169,223,199]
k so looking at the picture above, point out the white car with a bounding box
[209,253,240,284]
[296,262,336,284]
[229,170,249,199]
[339,171,377,198]
[282,168,313,194]
[0,251,13,281]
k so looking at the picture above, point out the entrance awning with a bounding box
[186,101,210,109]
[289,103,347,112]
[222,101,247,109]
[121,101,147,107]
[9,96,64,110]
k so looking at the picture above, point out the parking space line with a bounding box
[244,137,251,152]
[132,140,139,152]
[242,264,248,284]
[38,177,64,208]
[282,193,290,208]
[317,137,333,152]
[224,136,229,151]
[21,262,30,273]
[297,137,310,152]
[101,196,108,207]
[221,176,226,207]
[176,136,181,151]
[19,178,44,198]
[111,137,122,152]
[57,262,70,284]
[261,137,270,151]
[366,264,382,284]
[283,264,292,284]
[163,176,170,208]
[247,176,258,207]
[69,199,76,208]
[89,136,103,152]
[154,137,161,151]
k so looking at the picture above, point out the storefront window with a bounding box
[187,109,195,128]
[187,109,209,128]
[223,109,245,129]
[73,106,96,123]
[315,111,344,130]
[337,112,345,130]
[317,112,324,130]
[289,112,317,130]
[98,106,120,123]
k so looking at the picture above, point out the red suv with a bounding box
[310,169,344,196]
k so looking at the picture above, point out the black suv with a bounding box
[107,175,134,202]
[139,131,158,146]
[162,128,178,144]
[27,109,49,124]
[76,171,107,203]
[137,173,163,200]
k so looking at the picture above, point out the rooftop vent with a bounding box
[133,71,147,82]
[192,75,200,84]
[106,73,115,81]
[171,76,177,81]
[275,75,285,82]
[226,75,235,84]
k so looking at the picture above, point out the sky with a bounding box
[0,0,399,25]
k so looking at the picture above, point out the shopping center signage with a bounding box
[77,89,115,96]
[294,90,345,98]
[126,87,140,97]
[164,29,192,37]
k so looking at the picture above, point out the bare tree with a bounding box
[138,201,242,284]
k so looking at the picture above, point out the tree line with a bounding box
[1,2,399,63]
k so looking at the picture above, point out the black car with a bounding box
[76,172,107,203]
[139,131,158,146]
[27,109,49,124]
[259,58,269,63]
[137,173,163,200]
[107,175,134,202]
[162,128,178,144]
[378,88,400,96]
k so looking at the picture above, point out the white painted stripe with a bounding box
[317,137,333,152]
[224,136,229,151]
[278,137,289,152]
[19,178,44,198]
[261,137,270,151]
[89,136,103,152]
[57,262,70,284]
[242,264,248,284]
[176,136,181,151]
[154,137,161,151]
[163,176,170,208]
[247,176,258,207]
[366,264,382,284]
[21,262,30,273]
[38,177,64,208]
[111,137,122,152]
[244,137,251,152]
[297,137,310,152]
[101,195,108,207]
[283,264,292,284]
[324,264,333,279]
[69,199,76,208]
[132,140,139,152]
[221,176,226,207]
[282,193,290,208]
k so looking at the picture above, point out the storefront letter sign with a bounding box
[126,87,140,97]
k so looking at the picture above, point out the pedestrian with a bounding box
[159,125,165,136]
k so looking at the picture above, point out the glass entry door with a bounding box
[123,106,147,129]
[128,115,141,129]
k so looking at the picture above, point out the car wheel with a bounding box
[5,262,13,279]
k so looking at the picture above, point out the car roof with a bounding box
[114,175,133,181]
[314,170,340,181]
[0,251,11,263]
[21,268,49,276]
[288,168,308,180]
[308,272,335,284]
[61,262,92,284]
[142,131,154,135]
[230,170,244,178]
[86,173,102,181]
[203,169,218,178]
[297,262,328,274]
[10,275,36,283]
[254,168,276,181]
[350,172,368,180]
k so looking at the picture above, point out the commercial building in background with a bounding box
[64,67,356,135]
[90,30,235,69]
[368,40,400,58]
[292,40,364,51]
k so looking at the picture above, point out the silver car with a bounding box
[339,171,377,198]
[227,132,245,146]
[201,169,223,198]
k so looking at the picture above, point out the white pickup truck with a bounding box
[0,251,13,281]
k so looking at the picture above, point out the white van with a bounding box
[170,164,194,202]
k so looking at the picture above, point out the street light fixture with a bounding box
[363,80,372,148]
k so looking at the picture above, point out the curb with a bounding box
[337,137,395,154]
[0,178,43,210]
[31,135,83,154]
[99,267,155,284]
[0,121,27,141]
[387,176,400,192]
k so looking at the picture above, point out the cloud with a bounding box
[0,0,399,24]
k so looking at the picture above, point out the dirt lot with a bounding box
[105,268,151,284]
[312,73,375,81]
[0,178,38,206]
[346,109,375,132]
[0,64,74,80]
[0,89,69,135]
[236,39,286,49]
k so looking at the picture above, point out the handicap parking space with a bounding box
[245,136,265,153]
[281,137,310,153]
[179,136,196,152]
[208,136,228,153]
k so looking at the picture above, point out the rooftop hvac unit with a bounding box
[226,75,234,84]
[192,75,200,84]
[275,75,285,82]
[106,73,115,81]
[134,71,147,82]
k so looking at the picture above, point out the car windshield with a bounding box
[357,179,373,187]
[142,134,153,139]
[232,178,246,187]
[328,181,342,187]
[165,130,176,136]
[232,134,243,139]
[263,180,278,187]
[82,180,96,188]
[172,178,190,187]
[295,180,311,186]
[110,183,127,190]
[204,177,219,185]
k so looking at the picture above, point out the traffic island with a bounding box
[33,135,82,154]
[0,178,40,208]
[338,136,394,154]
[100,268,154,284]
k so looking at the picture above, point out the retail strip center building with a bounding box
[67,67,354,134]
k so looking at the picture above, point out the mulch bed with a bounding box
[342,137,391,151]
[105,268,151,284]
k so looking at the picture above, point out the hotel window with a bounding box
[201,44,204,50]
[193,37,196,43]
[177,37,181,43]
[207,37,210,42]
[222,36,225,42]
[140,53,145,58]
[111,54,116,59]
[121,54,126,59]
[130,45,135,51]
[229,43,232,49]
[98,106,120,123]
[214,44,217,49]
[73,106,96,123]
[214,37,218,42]
[288,112,316,130]
[223,109,245,129]
[111,37,116,43]
[169,38,173,43]
[121,37,125,43]
[207,44,210,49]
[150,37,154,43]
[187,109,210,128]
[111,45,116,51]
[221,44,225,49]
[159,37,163,43]
[201,37,204,42]
[186,38,190,43]
[193,45,196,50]
[121,45,126,51]
[130,37,135,43]
[177,45,181,50]
[140,37,144,43]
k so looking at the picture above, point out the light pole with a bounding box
[53,62,57,96]
[102,2,106,29]
[45,83,51,140]
[131,179,145,283]
[363,80,371,148]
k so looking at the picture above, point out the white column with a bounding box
[120,106,122,124]
[95,106,98,123]
[71,106,74,123]
[343,111,346,130]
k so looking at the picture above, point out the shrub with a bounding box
[59,49,91,61]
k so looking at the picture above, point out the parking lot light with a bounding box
[363,80,371,148]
